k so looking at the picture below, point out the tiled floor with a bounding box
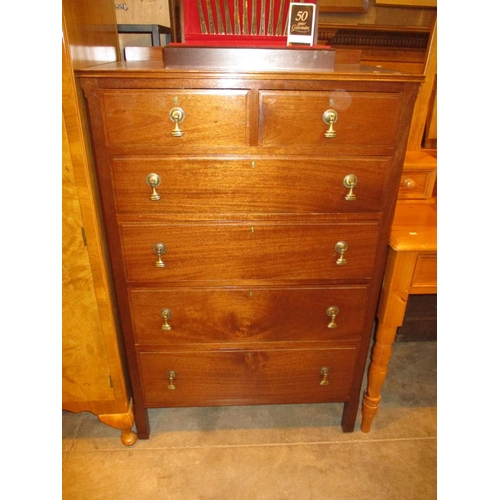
[62,341,437,499]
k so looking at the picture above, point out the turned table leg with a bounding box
[98,400,138,446]
[361,249,417,432]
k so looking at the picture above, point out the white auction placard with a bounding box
[286,3,318,46]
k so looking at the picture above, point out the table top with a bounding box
[390,201,437,252]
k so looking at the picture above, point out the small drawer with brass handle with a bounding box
[398,169,437,200]
[259,90,401,153]
[100,89,250,152]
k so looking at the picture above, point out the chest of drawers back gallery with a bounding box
[78,49,421,438]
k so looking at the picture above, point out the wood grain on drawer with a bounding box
[129,286,369,344]
[111,156,389,214]
[119,222,380,283]
[139,348,358,406]
[259,91,401,150]
[101,89,250,150]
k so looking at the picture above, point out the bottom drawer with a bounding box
[139,348,358,407]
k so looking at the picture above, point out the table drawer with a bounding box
[101,89,250,150]
[410,254,437,291]
[120,222,380,283]
[111,156,389,214]
[398,169,436,199]
[259,91,401,151]
[139,348,358,406]
[129,286,369,345]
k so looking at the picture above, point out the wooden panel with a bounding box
[62,0,119,69]
[62,11,130,417]
[101,89,250,150]
[62,113,115,404]
[110,156,390,214]
[259,91,401,151]
[139,348,358,406]
[119,222,380,282]
[407,19,437,150]
[129,286,369,344]
[410,253,437,291]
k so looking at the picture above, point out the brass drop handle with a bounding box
[326,306,339,329]
[335,241,348,265]
[403,178,416,190]
[322,109,338,138]
[169,107,185,137]
[153,242,166,268]
[343,174,358,201]
[320,367,329,386]
[146,173,161,201]
[160,308,172,330]
[167,370,177,390]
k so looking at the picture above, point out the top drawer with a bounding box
[101,89,250,151]
[259,91,402,152]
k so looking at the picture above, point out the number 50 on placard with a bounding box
[287,2,318,46]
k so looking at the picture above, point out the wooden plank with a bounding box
[407,19,437,150]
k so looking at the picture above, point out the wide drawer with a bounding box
[119,222,380,282]
[111,156,389,214]
[259,91,402,151]
[139,348,358,406]
[129,286,369,345]
[100,89,250,150]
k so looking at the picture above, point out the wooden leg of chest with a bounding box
[341,399,360,432]
[361,250,417,432]
[98,400,138,446]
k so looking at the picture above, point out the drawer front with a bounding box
[120,222,380,282]
[398,169,436,199]
[259,91,401,150]
[130,286,369,344]
[101,89,250,150]
[111,156,389,214]
[139,348,358,406]
[410,254,437,290]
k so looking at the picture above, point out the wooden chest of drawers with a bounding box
[78,56,421,439]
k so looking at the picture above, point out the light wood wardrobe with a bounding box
[62,0,136,445]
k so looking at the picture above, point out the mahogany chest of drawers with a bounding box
[78,54,421,439]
